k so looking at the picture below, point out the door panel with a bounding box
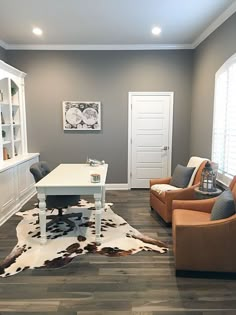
[137,152,162,163]
[136,98,165,113]
[137,167,162,179]
[137,118,163,130]
[130,93,172,188]
[136,134,163,147]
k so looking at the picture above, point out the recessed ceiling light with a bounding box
[32,27,43,36]
[152,26,162,36]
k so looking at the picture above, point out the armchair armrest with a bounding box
[150,177,171,187]
[172,197,217,213]
[161,185,198,219]
[165,184,197,207]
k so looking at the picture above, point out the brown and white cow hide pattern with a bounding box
[0,199,168,277]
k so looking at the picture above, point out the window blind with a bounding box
[212,55,236,185]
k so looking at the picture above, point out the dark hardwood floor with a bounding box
[0,190,236,315]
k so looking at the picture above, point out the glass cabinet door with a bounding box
[0,77,12,160]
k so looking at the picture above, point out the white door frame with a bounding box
[128,91,174,189]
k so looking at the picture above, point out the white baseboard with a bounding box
[0,188,36,226]
[105,184,129,190]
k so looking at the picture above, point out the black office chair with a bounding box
[30,161,82,229]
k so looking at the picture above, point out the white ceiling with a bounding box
[0,0,236,50]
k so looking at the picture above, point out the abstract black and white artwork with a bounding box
[63,101,101,130]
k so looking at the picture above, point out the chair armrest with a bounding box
[150,177,171,187]
[175,215,236,228]
[165,184,197,204]
[162,185,198,218]
[172,197,217,213]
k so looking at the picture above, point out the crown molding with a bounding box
[2,43,193,51]
[192,1,236,48]
[0,60,26,77]
[0,2,235,51]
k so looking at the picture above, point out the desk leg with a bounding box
[38,193,47,245]
[94,193,103,245]
[101,185,106,208]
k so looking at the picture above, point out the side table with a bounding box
[194,187,222,200]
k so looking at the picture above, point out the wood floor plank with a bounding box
[0,190,236,314]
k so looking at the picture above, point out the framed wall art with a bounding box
[63,101,101,131]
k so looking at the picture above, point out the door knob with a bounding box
[162,146,169,151]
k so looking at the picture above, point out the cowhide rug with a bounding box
[0,199,168,277]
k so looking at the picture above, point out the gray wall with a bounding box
[190,12,236,158]
[7,50,193,183]
[0,46,7,61]
[4,13,236,182]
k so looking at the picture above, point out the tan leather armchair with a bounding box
[150,158,207,223]
[172,176,236,273]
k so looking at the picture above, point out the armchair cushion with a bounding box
[151,184,182,194]
[211,189,236,221]
[169,164,195,188]
[151,184,182,203]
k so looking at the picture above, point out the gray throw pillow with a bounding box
[211,189,236,221]
[169,164,195,188]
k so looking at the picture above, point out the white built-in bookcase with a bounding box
[0,60,39,225]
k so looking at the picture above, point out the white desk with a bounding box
[35,163,108,245]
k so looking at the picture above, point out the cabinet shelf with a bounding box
[0,102,10,106]
[3,140,12,145]
[2,124,11,127]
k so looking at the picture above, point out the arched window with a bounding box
[212,53,236,185]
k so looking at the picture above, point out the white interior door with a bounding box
[129,92,173,188]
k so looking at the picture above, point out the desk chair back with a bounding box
[30,161,51,183]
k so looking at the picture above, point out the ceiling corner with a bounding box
[192,1,236,48]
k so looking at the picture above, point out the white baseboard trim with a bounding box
[0,204,18,227]
[0,188,36,226]
[105,184,129,190]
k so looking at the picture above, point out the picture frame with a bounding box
[62,101,101,131]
